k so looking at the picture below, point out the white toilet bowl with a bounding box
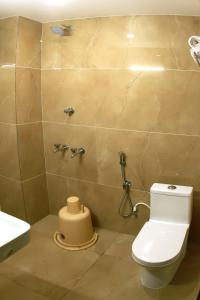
[132,183,193,289]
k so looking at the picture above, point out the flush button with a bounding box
[168,185,176,190]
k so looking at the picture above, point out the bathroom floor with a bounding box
[0,216,199,300]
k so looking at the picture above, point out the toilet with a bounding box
[132,183,193,289]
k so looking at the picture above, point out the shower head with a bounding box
[51,24,73,36]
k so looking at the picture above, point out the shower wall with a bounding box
[0,16,48,223]
[42,16,200,242]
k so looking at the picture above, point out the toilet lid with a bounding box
[132,220,189,267]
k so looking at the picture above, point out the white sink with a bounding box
[0,211,30,262]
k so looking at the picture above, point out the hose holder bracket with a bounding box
[123,180,131,191]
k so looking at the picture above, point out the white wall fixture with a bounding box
[0,211,30,262]
[188,36,200,66]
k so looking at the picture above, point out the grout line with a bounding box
[2,14,200,23]
[0,173,45,184]
[41,14,200,23]
[17,121,42,126]
[0,174,20,183]
[40,25,50,214]
[66,258,101,293]
[42,121,200,138]
[16,66,41,70]
[0,65,40,70]
[1,119,198,138]
[46,171,149,194]
[21,173,45,183]
[14,16,29,220]
[0,122,17,126]
[40,67,200,73]
[0,121,42,126]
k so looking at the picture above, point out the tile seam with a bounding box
[16,66,41,70]
[40,23,50,214]
[0,173,45,184]
[45,171,149,193]
[42,121,200,138]
[0,121,42,126]
[40,67,200,73]
[41,14,200,24]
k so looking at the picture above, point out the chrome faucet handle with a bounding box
[70,147,78,158]
[70,147,85,158]
[64,107,75,116]
[61,144,70,151]
[53,144,61,153]
[78,147,85,155]
[70,147,77,153]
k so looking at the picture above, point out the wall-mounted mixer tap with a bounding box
[64,107,75,116]
[70,147,85,158]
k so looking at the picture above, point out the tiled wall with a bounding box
[1,15,199,242]
[0,17,48,223]
[42,16,200,242]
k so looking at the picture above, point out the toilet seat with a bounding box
[132,220,189,267]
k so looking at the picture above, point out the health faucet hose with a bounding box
[118,152,134,217]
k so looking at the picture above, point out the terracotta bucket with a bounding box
[54,196,98,250]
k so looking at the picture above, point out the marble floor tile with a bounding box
[104,232,135,261]
[0,274,51,300]
[3,229,99,289]
[71,255,138,299]
[0,263,68,300]
[0,215,199,300]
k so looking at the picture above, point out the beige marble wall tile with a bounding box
[42,16,152,69]
[42,18,99,69]
[129,16,175,48]
[42,69,97,125]
[96,128,147,190]
[0,124,20,179]
[16,68,42,123]
[46,173,149,236]
[17,123,45,180]
[47,171,198,244]
[95,70,200,135]
[0,67,16,123]
[0,176,25,219]
[0,17,17,65]
[96,128,200,191]
[189,191,200,243]
[43,123,97,181]
[173,16,200,70]
[141,133,200,191]
[42,15,200,238]
[22,174,49,224]
[43,68,200,135]
[42,15,200,70]
[16,17,41,68]
[46,173,68,214]
[126,48,176,69]
[126,15,177,69]
[69,178,150,236]
[86,16,130,68]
